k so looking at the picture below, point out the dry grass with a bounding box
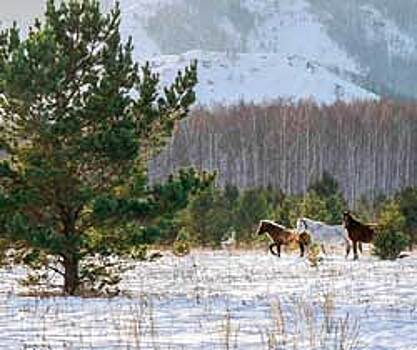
[263,295,361,350]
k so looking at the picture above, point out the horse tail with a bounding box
[269,243,280,256]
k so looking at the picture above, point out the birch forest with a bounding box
[149,100,417,205]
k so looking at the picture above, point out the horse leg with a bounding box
[321,243,327,255]
[345,242,351,259]
[359,242,363,254]
[299,242,305,257]
[353,241,359,260]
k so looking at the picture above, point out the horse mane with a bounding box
[261,219,286,230]
[299,217,325,225]
[344,212,362,228]
[298,217,329,230]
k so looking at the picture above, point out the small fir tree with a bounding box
[373,200,409,260]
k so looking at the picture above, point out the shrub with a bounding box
[176,227,191,242]
[307,242,322,267]
[274,195,300,227]
[308,172,347,224]
[372,231,409,260]
[289,191,330,226]
[355,191,387,223]
[308,171,340,198]
[172,241,191,257]
[373,200,409,260]
[130,245,149,261]
[182,187,231,246]
[395,187,417,246]
[235,188,271,241]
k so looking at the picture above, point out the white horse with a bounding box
[296,217,357,257]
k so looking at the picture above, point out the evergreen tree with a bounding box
[298,191,330,223]
[183,186,230,246]
[235,188,270,240]
[274,195,300,227]
[373,200,409,260]
[0,0,211,295]
[308,171,340,198]
[263,184,285,209]
[395,187,417,246]
[355,192,387,222]
[307,172,347,224]
[224,182,239,207]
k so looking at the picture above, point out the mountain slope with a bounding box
[116,0,379,104]
[149,50,374,105]
[2,1,416,103]
[308,0,417,99]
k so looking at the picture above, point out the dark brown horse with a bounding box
[256,220,311,257]
[342,211,377,260]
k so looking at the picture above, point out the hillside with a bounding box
[118,0,376,104]
[114,0,417,103]
[1,1,417,103]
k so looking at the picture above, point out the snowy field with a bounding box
[1,249,417,349]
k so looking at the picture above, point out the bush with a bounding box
[373,200,409,260]
[395,187,417,246]
[274,195,300,227]
[274,191,333,228]
[170,228,191,257]
[182,187,231,246]
[298,191,331,223]
[235,188,271,241]
[307,172,347,224]
[130,245,149,261]
[172,241,191,257]
[354,192,386,222]
[372,231,409,260]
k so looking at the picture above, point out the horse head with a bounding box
[342,211,353,227]
[256,220,284,236]
[296,218,307,233]
[255,220,267,236]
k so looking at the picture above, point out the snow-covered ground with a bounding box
[1,249,417,349]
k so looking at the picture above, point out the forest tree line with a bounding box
[172,172,417,250]
[149,100,417,206]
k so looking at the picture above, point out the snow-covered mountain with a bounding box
[2,0,417,104]
[116,0,378,104]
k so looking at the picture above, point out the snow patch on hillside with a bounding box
[120,16,160,58]
[246,0,358,71]
[149,50,376,105]
[0,0,378,105]
[360,5,417,58]
[116,0,375,105]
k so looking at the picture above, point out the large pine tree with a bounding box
[0,0,211,295]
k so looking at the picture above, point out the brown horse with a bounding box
[342,211,377,260]
[256,220,311,257]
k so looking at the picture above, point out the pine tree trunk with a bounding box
[63,254,79,295]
